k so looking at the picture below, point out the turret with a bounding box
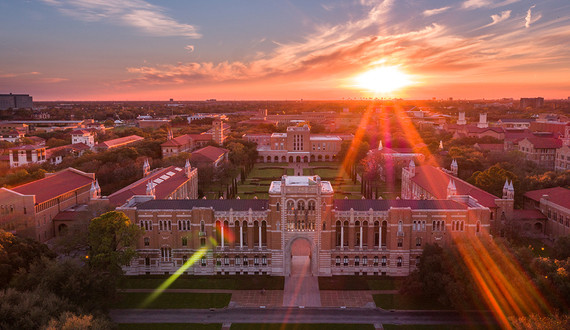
[184,159,192,178]
[439,140,443,150]
[502,179,509,199]
[507,180,515,199]
[408,160,416,177]
[146,180,155,196]
[451,159,458,176]
[143,159,151,177]
[447,179,457,198]
[90,181,98,200]
[457,112,467,125]
[477,113,488,128]
[378,140,383,151]
[167,129,174,140]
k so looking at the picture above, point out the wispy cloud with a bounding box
[423,6,452,17]
[490,10,511,25]
[40,0,201,38]
[184,45,195,52]
[0,71,40,78]
[525,5,536,28]
[462,0,520,10]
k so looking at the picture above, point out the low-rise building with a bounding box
[518,137,563,170]
[71,130,95,147]
[0,168,97,242]
[94,135,144,151]
[555,145,570,171]
[523,187,570,239]
[8,145,47,168]
[191,146,229,167]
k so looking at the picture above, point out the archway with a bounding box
[289,156,294,163]
[534,222,543,233]
[310,155,315,162]
[303,156,308,163]
[282,156,286,162]
[325,155,330,161]
[58,223,68,236]
[318,155,322,161]
[285,236,317,276]
[274,156,279,162]
[296,156,301,163]
[267,156,271,163]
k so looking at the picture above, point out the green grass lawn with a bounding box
[382,325,501,330]
[318,276,399,290]
[309,162,342,166]
[303,168,313,175]
[112,292,231,309]
[249,168,284,178]
[119,324,221,330]
[257,162,288,167]
[313,168,346,179]
[120,275,284,290]
[287,168,294,175]
[231,324,374,330]
[373,294,449,310]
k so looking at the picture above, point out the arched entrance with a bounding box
[296,156,301,163]
[289,156,294,163]
[285,236,317,276]
[58,223,68,236]
[534,222,543,233]
[303,156,308,163]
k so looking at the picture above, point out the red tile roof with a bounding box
[513,209,547,220]
[524,187,570,209]
[107,166,191,206]
[411,165,500,208]
[523,137,563,149]
[161,134,193,147]
[70,129,92,135]
[10,168,94,204]
[464,126,505,134]
[191,146,229,163]
[187,133,213,141]
[8,144,45,151]
[95,135,143,149]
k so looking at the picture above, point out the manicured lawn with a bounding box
[258,162,288,167]
[309,162,342,166]
[383,325,501,330]
[303,168,313,175]
[313,168,345,179]
[373,294,448,310]
[112,292,231,309]
[231,324,374,330]
[120,275,284,290]
[287,168,294,175]
[119,324,222,330]
[249,168,284,178]
[318,276,398,290]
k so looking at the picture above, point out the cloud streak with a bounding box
[423,6,452,17]
[525,5,536,28]
[462,0,520,9]
[40,0,201,38]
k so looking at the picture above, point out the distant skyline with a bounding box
[1,0,569,101]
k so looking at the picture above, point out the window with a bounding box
[216,255,221,266]
[476,221,481,233]
[416,238,421,247]
[254,256,259,266]
[362,256,368,266]
[336,256,341,266]
[145,257,150,266]
[397,238,403,247]
[200,221,205,233]
[381,256,387,267]
[355,256,360,266]
[262,255,267,266]
[182,237,188,246]
[397,257,402,267]
[243,256,248,266]
[235,256,241,266]
[183,255,188,264]
[144,237,150,246]
[276,203,280,211]
[200,237,206,247]
[374,256,379,267]
[343,256,348,266]
[201,256,206,266]
[224,255,230,266]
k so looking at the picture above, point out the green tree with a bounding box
[468,164,518,197]
[103,119,115,127]
[87,211,143,275]
[0,230,56,289]
[43,312,116,330]
[552,235,570,261]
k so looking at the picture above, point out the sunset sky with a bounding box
[1,0,569,101]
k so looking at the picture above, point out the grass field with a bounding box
[373,294,448,310]
[120,275,284,290]
[230,324,374,330]
[119,324,222,330]
[112,292,231,309]
[318,276,400,290]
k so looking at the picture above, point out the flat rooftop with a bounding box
[269,175,333,194]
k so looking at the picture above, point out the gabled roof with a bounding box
[333,199,468,211]
[70,129,92,135]
[513,209,546,220]
[95,135,143,148]
[474,143,504,151]
[9,168,94,204]
[137,199,269,211]
[191,146,229,163]
[522,137,563,149]
[162,134,193,147]
[187,133,213,141]
[411,165,500,208]
[8,144,45,151]
[108,165,192,206]
[464,126,505,134]
[524,187,570,209]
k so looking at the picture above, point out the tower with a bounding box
[90,180,101,200]
[146,180,155,196]
[143,159,151,177]
[213,119,224,145]
[477,113,488,128]
[167,128,174,141]
[502,179,509,199]
[185,159,192,178]
[457,112,467,125]
[408,160,416,177]
[378,140,383,151]
[507,180,515,200]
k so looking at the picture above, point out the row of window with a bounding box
[334,255,417,267]
[548,210,570,227]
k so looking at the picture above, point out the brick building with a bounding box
[117,175,491,277]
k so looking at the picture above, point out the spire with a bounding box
[409,160,415,167]
[378,140,383,150]
[146,180,155,196]
[451,159,458,176]
[143,159,150,177]
[185,159,191,178]
[439,140,443,150]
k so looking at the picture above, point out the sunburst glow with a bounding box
[355,66,412,93]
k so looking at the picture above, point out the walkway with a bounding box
[287,162,310,176]
[283,256,321,307]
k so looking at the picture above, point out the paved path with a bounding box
[283,256,321,307]
[110,308,499,325]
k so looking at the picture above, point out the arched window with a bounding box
[476,221,481,233]
[254,220,260,246]
[287,201,294,210]
[362,256,368,266]
[381,221,388,246]
[276,203,280,211]
[343,221,349,246]
[355,221,361,246]
[215,220,222,245]
[224,255,230,265]
[201,256,206,267]
[322,221,326,231]
[242,221,248,245]
[298,201,305,210]
[234,220,240,245]
[308,201,316,211]
[460,221,464,231]
[335,256,341,266]
[416,238,421,247]
[355,256,360,266]
[398,221,403,232]
[200,221,205,233]
[261,221,267,246]
[362,221,368,246]
[397,257,402,267]
[335,221,342,247]
[374,256,379,266]
[343,256,348,266]
[235,255,241,266]
[381,256,387,267]
[374,221,380,247]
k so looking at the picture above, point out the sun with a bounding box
[355,66,412,93]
